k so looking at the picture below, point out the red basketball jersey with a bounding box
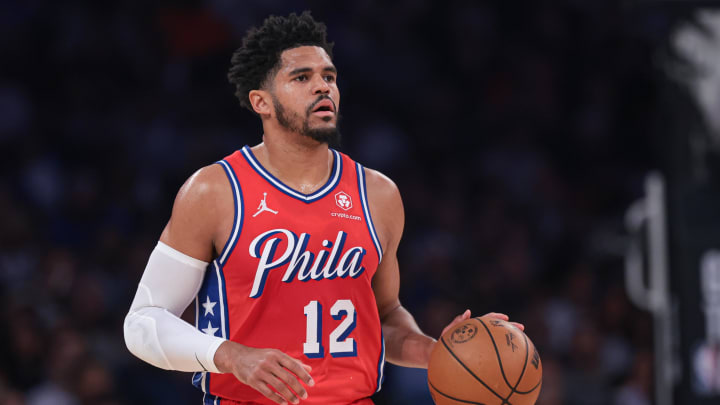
[192,146,386,405]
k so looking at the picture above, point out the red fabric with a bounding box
[207,148,383,405]
[218,397,374,405]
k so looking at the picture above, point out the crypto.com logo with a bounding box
[335,191,352,211]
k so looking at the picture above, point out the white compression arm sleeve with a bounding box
[123,242,226,373]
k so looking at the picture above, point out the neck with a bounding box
[251,128,332,194]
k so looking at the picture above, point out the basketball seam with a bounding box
[514,378,542,395]
[475,318,517,392]
[428,379,488,405]
[513,332,530,389]
[440,336,506,402]
[503,324,530,404]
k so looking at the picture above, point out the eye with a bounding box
[324,75,336,83]
[294,75,308,82]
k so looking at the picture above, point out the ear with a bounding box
[249,90,272,116]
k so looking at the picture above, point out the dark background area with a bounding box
[0,1,707,404]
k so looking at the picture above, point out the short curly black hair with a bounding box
[228,11,334,112]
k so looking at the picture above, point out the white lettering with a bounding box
[330,212,362,221]
[322,232,347,279]
[248,229,296,298]
[337,247,366,278]
[283,233,313,282]
[247,229,368,298]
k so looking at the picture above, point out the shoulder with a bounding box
[363,168,402,209]
[174,164,230,207]
[363,168,404,249]
[160,163,235,261]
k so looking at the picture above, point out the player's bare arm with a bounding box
[366,169,524,368]
[365,169,434,368]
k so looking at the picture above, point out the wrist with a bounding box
[425,338,438,366]
[420,336,437,368]
[400,333,436,368]
[213,340,238,373]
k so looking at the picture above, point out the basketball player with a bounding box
[123,12,523,405]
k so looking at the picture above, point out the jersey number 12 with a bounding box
[303,299,357,358]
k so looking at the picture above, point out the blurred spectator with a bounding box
[614,350,653,405]
[0,1,679,403]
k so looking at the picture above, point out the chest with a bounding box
[231,187,378,298]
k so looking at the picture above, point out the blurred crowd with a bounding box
[0,1,686,404]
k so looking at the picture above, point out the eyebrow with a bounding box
[288,66,337,76]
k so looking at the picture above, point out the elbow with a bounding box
[123,311,147,362]
[123,311,140,358]
[123,309,172,370]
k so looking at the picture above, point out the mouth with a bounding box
[311,99,336,118]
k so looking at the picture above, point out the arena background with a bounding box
[1,1,719,404]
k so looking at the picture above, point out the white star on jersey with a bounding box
[202,296,217,316]
[201,321,219,336]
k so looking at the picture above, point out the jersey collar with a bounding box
[240,145,342,203]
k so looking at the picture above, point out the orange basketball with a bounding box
[427,316,542,405]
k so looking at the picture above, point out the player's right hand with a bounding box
[214,341,314,405]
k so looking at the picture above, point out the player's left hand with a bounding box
[439,310,525,338]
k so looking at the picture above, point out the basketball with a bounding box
[427,316,542,405]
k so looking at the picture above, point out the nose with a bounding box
[311,75,330,95]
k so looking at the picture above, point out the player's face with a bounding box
[270,46,340,144]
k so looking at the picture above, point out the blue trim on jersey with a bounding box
[213,261,230,339]
[191,368,211,396]
[375,331,386,393]
[216,160,244,266]
[356,163,383,262]
[240,145,342,203]
[195,262,227,339]
[192,296,204,393]
[203,392,220,405]
[204,374,212,402]
[193,261,229,397]
[191,370,203,389]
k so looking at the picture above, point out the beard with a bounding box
[273,95,341,146]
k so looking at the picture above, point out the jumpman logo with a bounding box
[253,192,278,217]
